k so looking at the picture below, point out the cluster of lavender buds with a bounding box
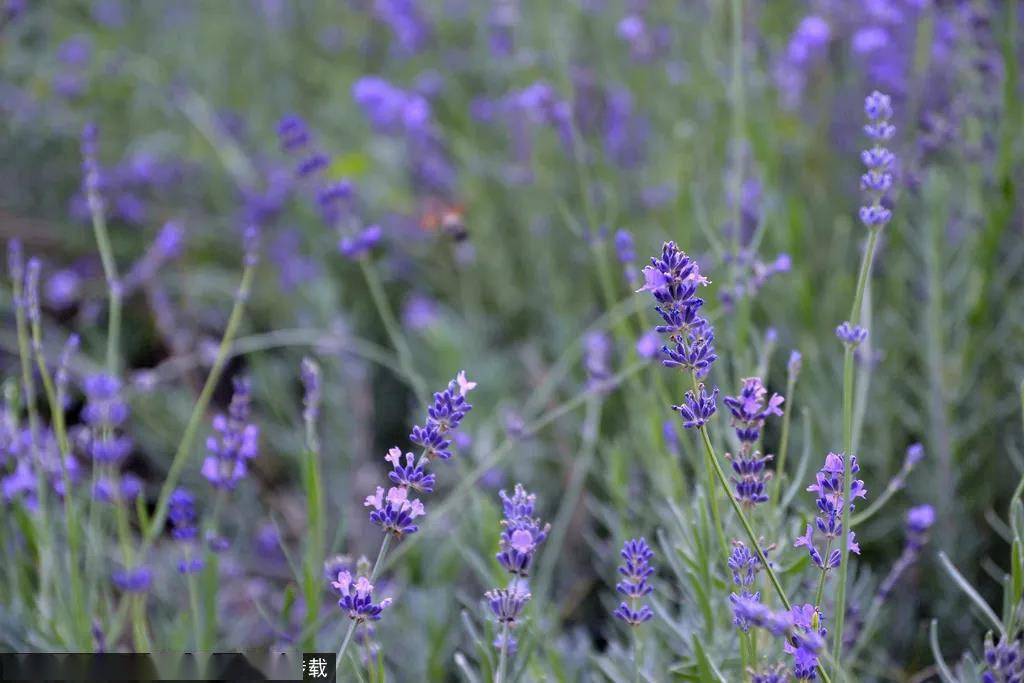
[613,229,638,287]
[496,484,551,577]
[982,633,1023,683]
[719,251,791,311]
[332,571,393,624]
[201,376,259,491]
[730,598,828,680]
[876,504,935,602]
[364,372,476,539]
[276,114,380,259]
[638,241,719,427]
[613,537,655,626]
[486,484,548,654]
[169,488,203,574]
[859,91,896,230]
[112,566,152,594]
[794,453,867,571]
[835,321,868,348]
[81,374,132,465]
[727,542,760,632]
[749,664,789,683]
[773,15,831,109]
[352,76,455,195]
[723,377,784,507]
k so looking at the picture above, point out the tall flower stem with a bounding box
[690,375,727,558]
[832,226,882,668]
[335,535,391,674]
[495,621,510,683]
[30,315,90,647]
[10,258,54,618]
[301,428,325,652]
[139,261,256,554]
[84,166,122,376]
[631,625,643,683]
[692,388,832,682]
[771,365,799,508]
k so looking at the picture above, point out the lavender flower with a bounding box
[112,566,152,593]
[92,473,142,505]
[639,241,717,386]
[201,377,259,491]
[485,586,531,624]
[583,330,612,388]
[409,371,475,460]
[364,485,425,538]
[672,384,718,430]
[794,453,867,570]
[859,91,896,230]
[333,571,392,623]
[723,378,783,506]
[82,374,132,464]
[788,350,803,378]
[496,484,550,577]
[982,633,1023,683]
[774,16,831,109]
[613,537,654,626]
[24,258,41,326]
[784,604,828,679]
[872,504,934,600]
[835,321,868,347]
[169,488,198,541]
[385,447,435,493]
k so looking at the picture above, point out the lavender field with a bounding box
[0,1,1022,681]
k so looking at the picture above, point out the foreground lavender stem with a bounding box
[139,234,258,554]
[834,91,897,667]
[81,123,123,375]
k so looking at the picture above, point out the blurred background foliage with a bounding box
[0,0,1021,680]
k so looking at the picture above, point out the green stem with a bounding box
[301,436,325,651]
[495,621,510,683]
[833,227,882,669]
[11,269,54,620]
[771,369,799,509]
[336,535,391,674]
[85,178,122,375]
[139,261,256,554]
[186,553,203,651]
[31,317,89,647]
[695,420,832,683]
[632,625,642,683]
[690,375,728,559]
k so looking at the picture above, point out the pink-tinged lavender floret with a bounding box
[333,570,392,623]
[201,377,259,491]
[364,485,426,539]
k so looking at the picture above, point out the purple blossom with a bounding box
[300,357,321,425]
[613,537,655,626]
[723,377,783,507]
[485,585,531,624]
[82,374,132,463]
[639,241,716,381]
[385,447,435,493]
[728,542,762,631]
[672,384,718,430]
[794,453,867,570]
[860,91,897,230]
[364,485,425,539]
[201,377,259,491]
[496,484,550,577]
[408,372,475,460]
[982,633,1023,683]
[112,566,152,593]
[333,571,392,623]
[835,321,868,347]
[339,225,383,260]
